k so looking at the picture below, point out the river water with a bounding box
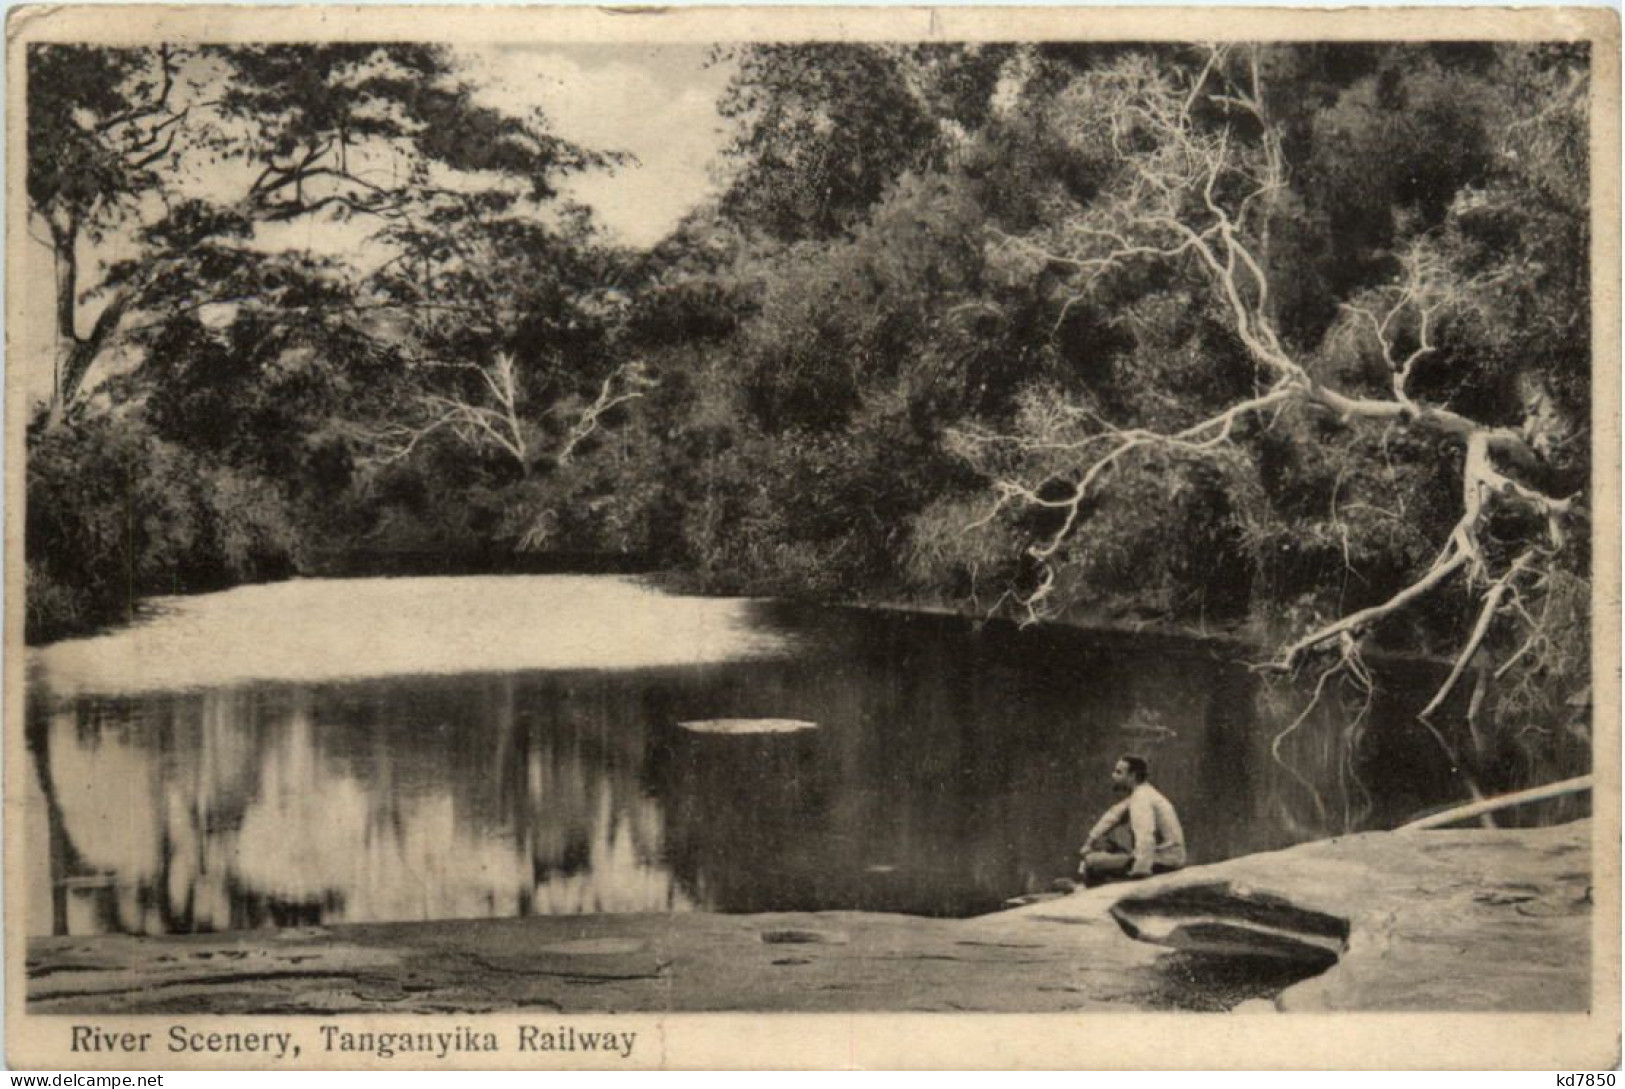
[26,575,1460,937]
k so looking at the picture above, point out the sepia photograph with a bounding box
[6,4,1619,1071]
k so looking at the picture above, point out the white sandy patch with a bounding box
[32,575,791,698]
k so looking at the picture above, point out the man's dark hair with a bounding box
[1120,754,1150,783]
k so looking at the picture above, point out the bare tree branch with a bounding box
[355,353,656,478]
[1419,551,1538,721]
[957,45,1583,799]
[356,351,530,473]
[556,360,656,465]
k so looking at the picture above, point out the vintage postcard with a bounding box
[6,4,1619,1071]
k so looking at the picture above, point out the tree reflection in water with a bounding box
[31,675,696,936]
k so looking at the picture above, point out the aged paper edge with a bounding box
[4,5,1619,1071]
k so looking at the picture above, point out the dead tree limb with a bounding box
[958,45,1584,772]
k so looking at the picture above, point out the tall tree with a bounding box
[26,43,608,418]
[27,45,190,410]
[357,198,650,480]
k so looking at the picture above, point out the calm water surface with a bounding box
[27,575,1458,936]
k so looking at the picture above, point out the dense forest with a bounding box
[25,42,1591,795]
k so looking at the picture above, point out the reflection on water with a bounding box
[28,576,1462,936]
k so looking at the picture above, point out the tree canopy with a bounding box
[26,43,611,413]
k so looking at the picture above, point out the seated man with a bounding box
[1078,754,1186,886]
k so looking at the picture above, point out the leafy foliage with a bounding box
[26,415,300,642]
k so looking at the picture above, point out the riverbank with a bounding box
[28,819,1592,1015]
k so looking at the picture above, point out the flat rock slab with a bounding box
[1006,819,1592,1012]
[27,911,1164,1014]
[26,821,1592,1014]
[27,937,404,1015]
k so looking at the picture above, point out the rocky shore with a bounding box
[27,819,1592,1015]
